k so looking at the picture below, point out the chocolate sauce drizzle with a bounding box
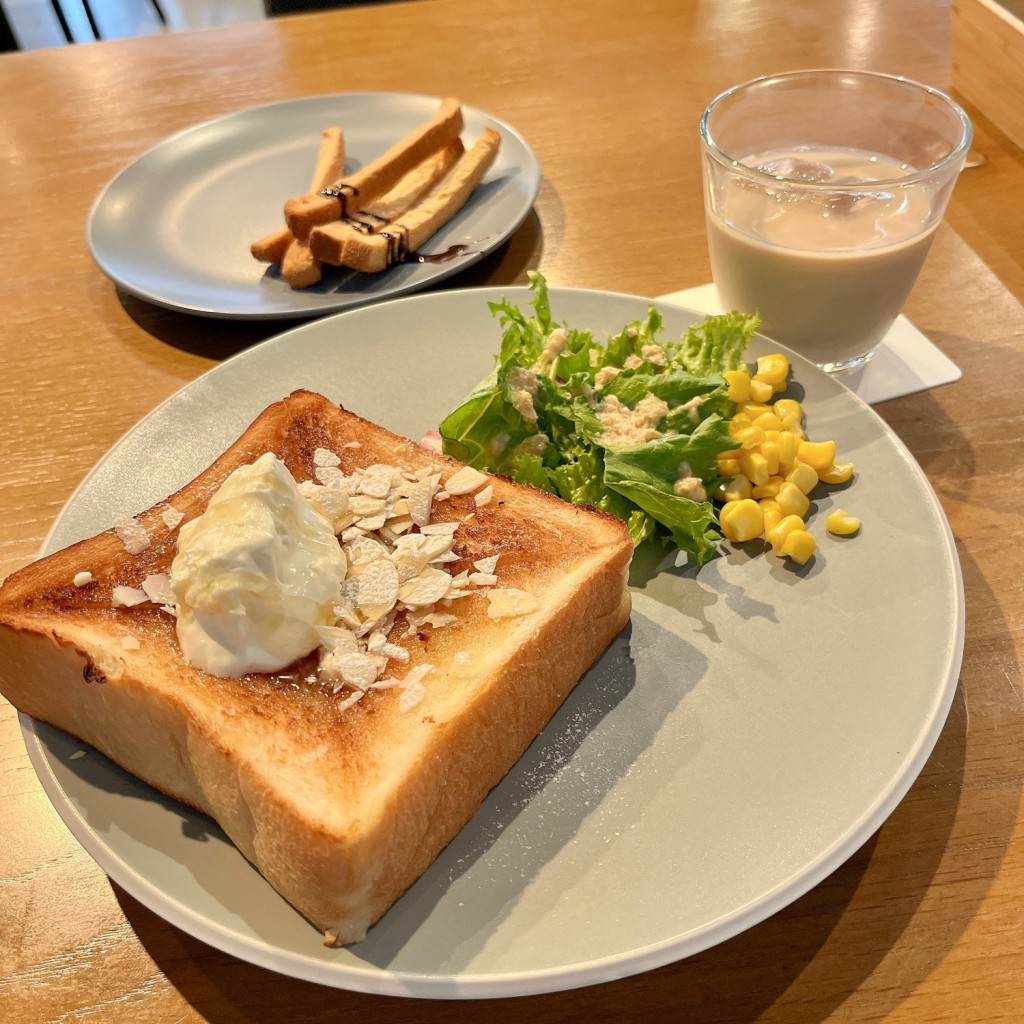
[413,244,471,264]
[318,183,359,216]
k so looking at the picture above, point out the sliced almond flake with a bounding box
[379,642,410,662]
[468,572,499,587]
[357,472,393,499]
[405,476,439,527]
[394,561,422,585]
[113,515,150,555]
[474,485,494,508]
[398,664,434,712]
[316,625,360,654]
[445,466,489,496]
[379,517,414,544]
[315,465,346,487]
[313,447,341,468]
[341,441,361,449]
[141,573,176,607]
[486,588,539,619]
[340,526,365,544]
[301,482,351,531]
[73,571,93,587]
[399,567,454,607]
[370,677,403,690]
[335,689,365,711]
[347,557,400,616]
[399,679,426,712]
[346,534,389,566]
[350,495,387,517]
[333,604,362,630]
[119,635,141,651]
[420,521,460,537]
[323,650,379,690]
[356,512,388,531]
[473,555,500,574]
[444,589,475,601]
[365,630,388,653]
[389,499,411,517]
[161,506,185,530]
[434,490,451,501]
[112,585,149,608]
[403,610,458,636]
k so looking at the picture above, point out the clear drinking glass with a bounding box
[699,69,972,373]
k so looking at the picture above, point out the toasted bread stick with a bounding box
[285,98,464,241]
[348,138,464,229]
[251,225,295,264]
[251,127,346,265]
[311,128,501,273]
[281,238,323,289]
[306,140,466,266]
[310,127,346,193]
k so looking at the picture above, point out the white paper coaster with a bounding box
[656,284,962,406]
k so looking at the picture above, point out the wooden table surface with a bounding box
[2,1,1022,1020]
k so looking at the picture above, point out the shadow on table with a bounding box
[110,209,544,364]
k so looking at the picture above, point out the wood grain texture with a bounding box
[1,0,1023,1020]
[953,0,1024,149]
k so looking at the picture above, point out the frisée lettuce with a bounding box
[439,273,760,563]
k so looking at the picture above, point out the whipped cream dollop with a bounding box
[170,453,347,676]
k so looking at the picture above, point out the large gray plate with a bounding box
[86,93,540,319]
[21,287,964,998]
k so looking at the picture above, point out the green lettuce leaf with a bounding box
[439,272,761,563]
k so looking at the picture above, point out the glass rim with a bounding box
[699,68,974,189]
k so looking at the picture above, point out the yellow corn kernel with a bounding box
[766,513,805,553]
[757,441,779,477]
[820,460,855,485]
[748,378,774,403]
[724,369,752,403]
[759,498,783,533]
[774,398,803,422]
[734,425,766,450]
[736,401,774,419]
[755,352,790,388]
[786,461,820,496]
[826,508,861,535]
[780,413,805,439]
[797,439,836,476]
[752,476,784,499]
[739,449,770,487]
[720,498,764,543]
[728,413,752,436]
[776,480,811,518]
[780,529,817,565]
[715,475,753,502]
[716,457,742,478]
[762,428,780,443]
[752,412,784,433]
[777,430,800,466]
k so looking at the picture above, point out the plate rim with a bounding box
[84,92,542,321]
[20,285,965,998]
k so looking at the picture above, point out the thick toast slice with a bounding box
[0,390,632,944]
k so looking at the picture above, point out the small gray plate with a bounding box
[21,288,964,997]
[86,93,540,319]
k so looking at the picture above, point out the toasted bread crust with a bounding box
[0,390,632,943]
